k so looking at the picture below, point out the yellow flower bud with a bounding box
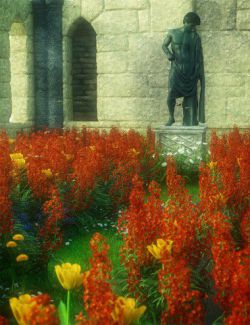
[9,138,15,145]
[41,168,53,179]
[147,239,173,260]
[6,241,17,248]
[13,234,24,241]
[16,254,29,262]
[207,161,217,169]
[55,263,83,290]
[10,153,26,169]
[112,297,146,324]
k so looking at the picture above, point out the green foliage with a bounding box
[58,300,68,325]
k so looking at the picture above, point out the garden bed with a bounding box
[0,127,249,324]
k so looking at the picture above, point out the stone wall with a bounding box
[63,0,249,131]
[0,0,34,134]
[0,0,249,134]
[194,0,250,129]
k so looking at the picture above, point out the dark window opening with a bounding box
[71,20,97,121]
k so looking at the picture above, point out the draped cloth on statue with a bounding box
[168,30,205,120]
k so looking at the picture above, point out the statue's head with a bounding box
[183,12,201,31]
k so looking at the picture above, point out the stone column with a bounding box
[32,0,49,129]
[46,0,64,128]
[32,0,64,129]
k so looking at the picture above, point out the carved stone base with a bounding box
[154,124,207,160]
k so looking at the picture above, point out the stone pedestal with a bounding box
[154,124,207,160]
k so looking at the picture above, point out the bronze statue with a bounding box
[162,12,205,126]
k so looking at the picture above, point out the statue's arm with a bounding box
[162,33,174,61]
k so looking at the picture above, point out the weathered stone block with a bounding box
[98,73,149,97]
[63,98,73,121]
[15,0,32,23]
[148,88,166,98]
[128,33,166,73]
[149,73,168,88]
[63,0,81,35]
[93,10,139,34]
[97,51,127,73]
[238,0,250,9]
[225,97,250,127]
[201,31,250,73]
[151,0,192,31]
[206,86,246,99]
[206,73,245,88]
[9,35,27,52]
[63,83,72,100]
[98,97,161,121]
[0,0,31,31]
[237,9,250,30]
[63,36,72,62]
[196,0,237,31]
[11,76,33,98]
[0,59,11,82]
[0,32,10,59]
[0,98,12,123]
[105,0,148,10]
[97,35,128,52]
[81,0,103,22]
[24,14,33,36]
[205,97,227,127]
[246,74,250,94]
[138,9,150,32]
[0,83,11,98]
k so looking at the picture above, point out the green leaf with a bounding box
[58,300,68,325]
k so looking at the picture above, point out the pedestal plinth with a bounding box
[154,125,207,160]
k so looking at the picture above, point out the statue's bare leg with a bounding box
[166,92,176,126]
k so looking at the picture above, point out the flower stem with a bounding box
[67,290,71,325]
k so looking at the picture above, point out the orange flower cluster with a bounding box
[39,187,64,257]
[13,128,160,211]
[0,131,13,235]
[159,257,204,325]
[158,158,204,324]
[77,233,116,324]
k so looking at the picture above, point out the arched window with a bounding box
[71,19,97,121]
[9,21,28,123]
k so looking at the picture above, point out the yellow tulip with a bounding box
[9,294,35,325]
[13,234,24,241]
[55,263,83,290]
[147,239,173,260]
[10,153,26,169]
[9,138,15,145]
[6,241,17,248]
[112,297,146,325]
[16,254,29,262]
[41,168,53,179]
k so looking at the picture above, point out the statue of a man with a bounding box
[162,12,205,126]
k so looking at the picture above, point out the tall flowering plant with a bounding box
[0,132,13,236]
[76,233,146,325]
[118,175,166,297]
[199,128,250,324]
